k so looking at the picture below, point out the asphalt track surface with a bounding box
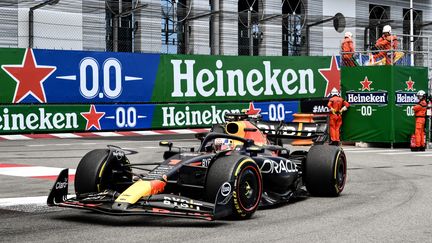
[1,135,432,242]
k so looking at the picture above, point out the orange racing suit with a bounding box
[328,96,350,143]
[341,37,355,67]
[374,34,398,65]
[413,99,427,148]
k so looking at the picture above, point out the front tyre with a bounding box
[74,149,132,195]
[304,145,347,196]
[205,154,262,219]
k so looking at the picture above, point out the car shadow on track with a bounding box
[50,212,227,227]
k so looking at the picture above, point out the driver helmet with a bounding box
[417,90,426,100]
[214,138,233,151]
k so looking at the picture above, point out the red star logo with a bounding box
[245,102,261,115]
[406,77,415,91]
[319,56,340,97]
[80,105,105,130]
[360,77,373,91]
[1,49,56,103]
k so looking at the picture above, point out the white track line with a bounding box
[345,149,402,153]
[0,195,74,207]
[0,196,48,206]
[52,133,80,138]
[0,166,76,177]
[0,135,32,140]
[92,132,122,137]
[378,151,432,155]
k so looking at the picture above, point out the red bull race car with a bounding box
[48,113,346,221]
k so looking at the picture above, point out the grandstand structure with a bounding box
[0,0,431,60]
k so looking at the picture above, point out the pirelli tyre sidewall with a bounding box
[74,149,132,195]
[304,145,347,197]
[205,154,263,219]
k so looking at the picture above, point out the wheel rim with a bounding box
[335,154,347,191]
[237,165,261,211]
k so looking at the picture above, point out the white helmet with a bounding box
[383,25,392,34]
[344,32,353,38]
[330,88,339,96]
[417,90,426,99]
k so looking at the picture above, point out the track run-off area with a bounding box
[1,135,432,242]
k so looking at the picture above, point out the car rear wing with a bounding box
[254,120,328,143]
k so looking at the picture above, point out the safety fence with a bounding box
[1,1,432,60]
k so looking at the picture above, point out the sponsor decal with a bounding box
[163,196,203,211]
[360,76,373,91]
[346,92,388,105]
[201,158,211,167]
[256,122,318,137]
[220,182,232,197]
[405,77,415,91]
[260,159,298,174]
[55,179,68,189]
[395,92,418,105]
[395,77,418,106]
[112,150,125,160]
[300,99,330,114]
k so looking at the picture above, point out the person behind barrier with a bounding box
[341,32,356,67]
[373,25,398,65]
[327,88,350,146]
[412,90,427,151]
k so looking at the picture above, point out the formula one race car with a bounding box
[48,114,346,221]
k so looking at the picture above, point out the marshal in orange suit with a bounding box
[412,90,428,151]
[327,88,350,146]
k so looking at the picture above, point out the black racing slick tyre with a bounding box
[304,145,347,197]
[74,149,132,195]
[205,154,262,219]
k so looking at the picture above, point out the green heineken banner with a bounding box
[341,66,428,143]
[152,55,340,102]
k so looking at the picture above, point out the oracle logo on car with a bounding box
[260,159,298,174]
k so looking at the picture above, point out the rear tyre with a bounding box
[205,154,262,219]
[74,149,132,195]
[304,145,347,196]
